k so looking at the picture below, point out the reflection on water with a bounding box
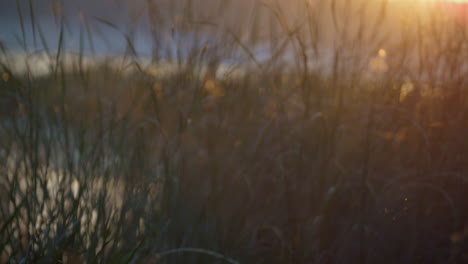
[0,118,163,259]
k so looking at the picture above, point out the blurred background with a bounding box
[1,0,468,263]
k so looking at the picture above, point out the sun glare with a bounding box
[408,0,468,4]
[418,0,468,2]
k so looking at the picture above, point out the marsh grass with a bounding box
[1,0,468,263]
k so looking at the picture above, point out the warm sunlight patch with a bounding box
[417,0,468,2]
[378,49,387,58]
[400,82,415,102]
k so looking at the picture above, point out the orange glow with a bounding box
[416,0,468,2]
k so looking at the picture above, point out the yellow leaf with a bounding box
[2,72,10,82]
[203,79,224,97]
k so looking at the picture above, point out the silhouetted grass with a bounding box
[1,0,468,263]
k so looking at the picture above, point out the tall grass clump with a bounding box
[1,0,468,263]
